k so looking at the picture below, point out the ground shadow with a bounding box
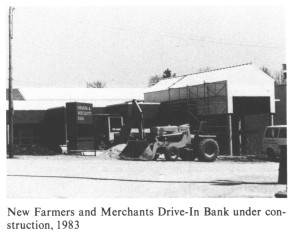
[7,174,278,186]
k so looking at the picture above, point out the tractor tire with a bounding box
[164,146,179,161]
[196,138,219,162]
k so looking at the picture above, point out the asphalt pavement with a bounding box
[7,155,285,198]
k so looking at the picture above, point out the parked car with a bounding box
[262,125,287,161]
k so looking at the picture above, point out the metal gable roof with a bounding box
[146,64,274,92]
[146,77,184,92]
[173,64,274,88]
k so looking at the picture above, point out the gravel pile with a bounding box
[97,143,127,159]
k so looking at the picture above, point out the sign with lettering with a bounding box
[75,103,93,124]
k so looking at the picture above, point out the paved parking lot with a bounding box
[7,155,285,198]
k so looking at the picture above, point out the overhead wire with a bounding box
[71,19,284,50]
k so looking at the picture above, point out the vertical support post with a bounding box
[203,82,206,115]
[270,114,274,126]
[168,88,171,124]
[241,116,247,155]
[238,117,242,155]
[107,116,111,141]
[278,145,287,184]
[207,85,209,115]
[8,7,15,158]
[64,107,68,152]
[228,114,233,156]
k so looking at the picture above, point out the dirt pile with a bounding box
[97,144,127,159]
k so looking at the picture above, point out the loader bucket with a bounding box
[119,140,154,160]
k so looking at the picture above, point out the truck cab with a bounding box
[262,125,287,161]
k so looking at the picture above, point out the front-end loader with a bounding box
[119,100,219,162]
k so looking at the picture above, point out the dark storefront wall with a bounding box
[13,123,44,147]
[7,110,46,149]
[44,107,66,146]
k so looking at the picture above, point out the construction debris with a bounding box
[97,144,127,160]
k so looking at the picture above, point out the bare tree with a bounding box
[86,80,106,88]
[260,66,274,79]
[148,75,161,87]
[197,66,213,73]
[148,68,176,87]
[260,66,286,85]
[273,71,286,85]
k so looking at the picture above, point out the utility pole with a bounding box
[8,7,15,158]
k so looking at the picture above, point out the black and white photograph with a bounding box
[5,5,287,198]
[1,1,292,237]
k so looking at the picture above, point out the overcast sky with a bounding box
[9,6,285,88]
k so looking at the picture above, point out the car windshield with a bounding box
[279,128,287,138]
[265,128,279,138]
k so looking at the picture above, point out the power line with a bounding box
[71,19,285,50]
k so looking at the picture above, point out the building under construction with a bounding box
[7,64,284,156]
[144,63,276,155]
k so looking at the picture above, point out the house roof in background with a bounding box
[6,88,25,100]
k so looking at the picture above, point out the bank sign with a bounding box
[76,103,93,124]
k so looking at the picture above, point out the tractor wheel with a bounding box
[196,138,219,162]
[164,146,179,161]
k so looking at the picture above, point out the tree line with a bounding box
[85,65,286,88]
